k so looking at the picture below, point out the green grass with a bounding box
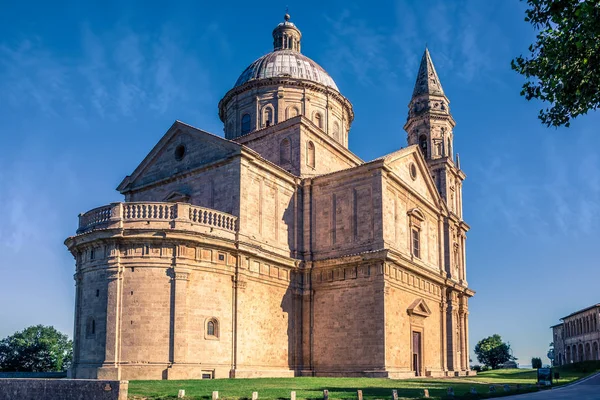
[129,365,600,400]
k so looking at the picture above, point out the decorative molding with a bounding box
[174,271,190,281]
[407,298,432,318]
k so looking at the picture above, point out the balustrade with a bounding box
[77,202,237,234]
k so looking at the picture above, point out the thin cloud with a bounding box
[0,23,218,121]
[322,9,397,88]
[474,132,600,239]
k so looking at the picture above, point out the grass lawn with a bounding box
[129,365,600,400]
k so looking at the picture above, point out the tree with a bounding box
[0,325,72,372]
[532,357,543,368]
[474,334,516,370]
[511,0,600,127]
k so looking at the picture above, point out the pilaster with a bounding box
[166,269,191,380]
[98,267,123,380]
[439,288,448,373]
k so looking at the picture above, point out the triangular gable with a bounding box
[407,298,431,318]
[380,145,447,213]
[117,121,242,193]
[163,191,190,203]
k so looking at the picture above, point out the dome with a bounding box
[234,50,339,91]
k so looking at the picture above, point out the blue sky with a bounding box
[1,0,599,367]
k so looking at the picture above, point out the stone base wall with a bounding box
[230,368,295,378]
[0,379,127,400]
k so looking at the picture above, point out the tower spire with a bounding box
[412,48,445,98]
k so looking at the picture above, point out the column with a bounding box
[98,267,123,380]
[460,312,467,370]
[461,234,467,284]
[172,271,190,364]
[71,272,83,377]
[439,289,448,373]
[445,291,455,371]
[464,295,470,372]
[302,180,313,259]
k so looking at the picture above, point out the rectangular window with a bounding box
[412,228,420,259]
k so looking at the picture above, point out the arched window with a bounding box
[314,112,323,129]
[287,106,299,119]
[205,318,219,339]
[306,141,315,168]
[280,138,291,164]
[419,135,428,158]
[333,121,340,142]
[241,114,251,134]
[447,138,452,160]
[263,106,273,128]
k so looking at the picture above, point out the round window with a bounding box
[409,163,417,180]
[174,145,186,161]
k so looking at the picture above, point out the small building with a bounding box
[499,361,518,369]
[551,304,600,365]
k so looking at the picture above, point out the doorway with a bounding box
[412,331,422,376]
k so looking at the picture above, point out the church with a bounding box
[65,14,474,380]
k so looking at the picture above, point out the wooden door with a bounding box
[412,331,422,376]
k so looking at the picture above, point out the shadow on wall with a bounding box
[282,191,304,373]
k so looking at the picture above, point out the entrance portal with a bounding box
[412,331,422,376]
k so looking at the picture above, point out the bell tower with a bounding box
[404,49,464,218]
[404,48,468,285]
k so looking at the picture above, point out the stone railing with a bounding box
[77,202,238,236]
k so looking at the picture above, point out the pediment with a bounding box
[164,191,190,203]
[117,121,242,193]
[380,146,446,213]
[407,298,431,318]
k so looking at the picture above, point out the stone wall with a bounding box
[234,274,296,377]
[238,155,298,258]
[311,262,385,375]
[0,379,127,400]
[220,81,352,145]
[311,165,383,260]
[299,124,361,177]
[383,268,443,378]
[126,157,241,217]
[381,154,443,272]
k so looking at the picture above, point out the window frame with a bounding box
[205,317,219,340]
[306,141,316,169]
[411,227,421,259]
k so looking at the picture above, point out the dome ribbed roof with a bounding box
[234,50,339,91]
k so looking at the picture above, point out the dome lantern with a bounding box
[272,13,301,52]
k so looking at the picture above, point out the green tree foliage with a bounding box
[511,0,600,127]
[532,357,543,368]
[474,334,515,370]
[0,325,72,372]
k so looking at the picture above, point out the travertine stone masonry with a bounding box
[65,15,474,380]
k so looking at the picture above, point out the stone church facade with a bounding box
[65,15,475,380]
